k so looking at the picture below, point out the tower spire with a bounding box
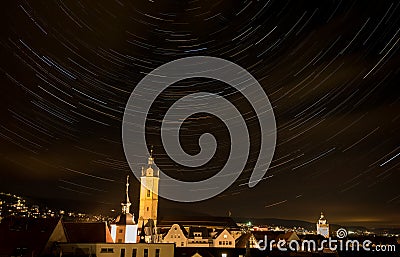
[121,175,132,214]
[148,146,154,165]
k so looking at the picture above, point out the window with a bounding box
[132,249,137,257]
[229,241,232,245]
[146,207,149,211]
[155,249,160,257]
[144,249,148,257]
[118,239,122,243]
[119,229,123,233]
[147,190,151,197]
[219,241,222,245]
[101,248,114,253]
[120,249,125,257]
[181,242,184,247]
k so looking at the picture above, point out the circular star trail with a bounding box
[0,0,399,226]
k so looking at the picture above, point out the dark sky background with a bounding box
[0,0,399,228]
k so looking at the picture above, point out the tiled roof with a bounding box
[252,230,282,241]
[211,229,225,239]
[0,217,62,257]
[112,213,136,225]
[235,232,252,248]
[188,226,210,238]
[277,231,299,241]
[63,222,112,243]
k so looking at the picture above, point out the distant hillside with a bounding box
[3,192,398,234]
[233,217,370,233]
[234,217,317,230]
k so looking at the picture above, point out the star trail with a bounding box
[0,0,399,227]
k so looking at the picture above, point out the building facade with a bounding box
[316,212,329,238]
[59,243,174,257]
[162,224,236,248]
[163,224,188,247]
[212,229,235,248]
[138,151,160,230]
[110,176,138,243]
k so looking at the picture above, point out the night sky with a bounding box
[1,0,399,228]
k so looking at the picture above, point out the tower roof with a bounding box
[141,148,159,177]
[113,213,136,225]
[319,212,326,220]
[148,147,154,165]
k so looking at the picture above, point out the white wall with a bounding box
[60,243,174,257]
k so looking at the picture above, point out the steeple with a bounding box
[319,212,326,223]
[148,146,154,165]
[111,175,138,243]
[138,150,160,230]
[121,175,132,214]
[316,211,329,238]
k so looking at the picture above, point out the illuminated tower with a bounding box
[138,150,160,229]
[110,176,138,243]
[316,212,329,238]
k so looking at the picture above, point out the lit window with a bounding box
[221,254,227,257]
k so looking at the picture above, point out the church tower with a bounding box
[316,212,330,238]
[138,150,160,229]
[110,176,138,243]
